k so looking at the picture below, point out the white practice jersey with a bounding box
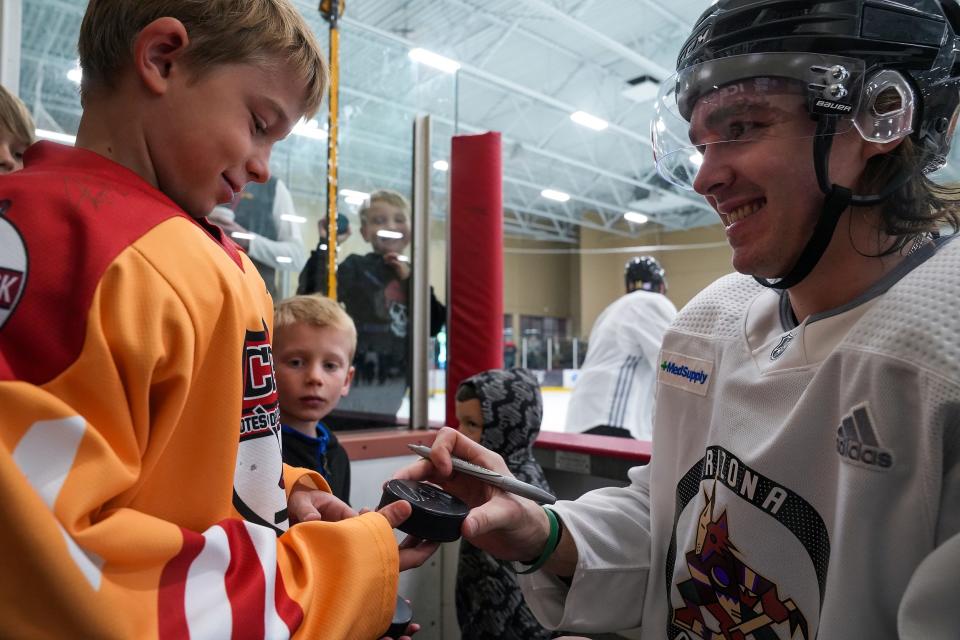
[565,291,677,440]
[522,235,960,639]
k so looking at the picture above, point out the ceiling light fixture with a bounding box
[624,211,649,225]
[541,189,571,203]
[35,129,76,144]
[340,189,370,206]
[377,230,404,239]
[408,48,461,74]
[433,160,449,171]
[66,59,83,84]
[622,74,660,104]
[281,214,307,224]
[570,110,609,131]
[292,117,328,141]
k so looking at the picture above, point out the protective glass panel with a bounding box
[16,0,453,429]
[652,53,866,190]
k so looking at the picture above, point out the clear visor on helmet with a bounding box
[652,53,868,190]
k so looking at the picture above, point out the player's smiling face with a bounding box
[688,83,871,279]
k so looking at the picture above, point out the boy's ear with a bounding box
[133,17,190,96]
[341,366,355,396]
[358,220,371,243]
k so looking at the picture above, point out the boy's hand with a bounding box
[383,253,411,280]
[288,485,357,524]
[393,427,550,562]
[361,501,441,571]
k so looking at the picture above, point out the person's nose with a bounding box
[245,145,271,184]
[306,362,325,385]
[0,143,18,175]
[691,144,734,198]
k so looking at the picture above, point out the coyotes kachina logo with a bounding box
[666,446,829,639]
[673,483,809,639]
[0,199,28,330]
[233,323,288,534]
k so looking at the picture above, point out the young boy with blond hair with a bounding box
[302,189,445,418]
[0,84,34,174]
[0,2,433,637]
[274,295,356,503]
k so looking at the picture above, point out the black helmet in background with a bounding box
[652,0,960,288]
[624,256,667,294]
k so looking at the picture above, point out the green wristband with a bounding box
[516,506,560,575]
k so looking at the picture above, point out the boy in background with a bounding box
[0,2,433,637]
[453,368,555,640]
[0,84,34,174]
[275,294,353,503]
[301,189,445,418]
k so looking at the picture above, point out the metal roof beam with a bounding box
[516,0,671,80]
[340,16,651,148]
[338,84,710,213]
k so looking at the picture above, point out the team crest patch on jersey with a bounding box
[234,325,287,534]
[836,403,893,471]
[673,482,810,640]
[666,446,829,639]
[659,351,713,397]
[0,200,28,329]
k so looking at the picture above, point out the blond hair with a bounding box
[274,295,357,360]
[0,85,35,147]
[359,189,410,222]
[78,0,327,117]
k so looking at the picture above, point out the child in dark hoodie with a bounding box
[453,368,555,640]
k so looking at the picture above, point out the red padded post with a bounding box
[445,132,503,427]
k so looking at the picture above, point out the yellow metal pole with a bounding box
[326,27,340,298]
[321,0,343,298]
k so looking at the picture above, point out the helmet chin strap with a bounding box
[753,116,913,290]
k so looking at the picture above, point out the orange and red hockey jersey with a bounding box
[0,142,398,638]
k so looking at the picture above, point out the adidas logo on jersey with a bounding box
[836,404,893,470]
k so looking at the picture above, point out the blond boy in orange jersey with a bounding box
[0,2,436,637]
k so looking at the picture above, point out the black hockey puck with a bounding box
[377,479,468,542]
[383,594,413,638]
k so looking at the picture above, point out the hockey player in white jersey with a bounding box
[398,1,960,638]
[564,256,677,441]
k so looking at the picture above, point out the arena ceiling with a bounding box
[11,0,960,243]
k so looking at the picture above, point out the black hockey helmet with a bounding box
[652,0,960,289]
[625,256,666,293]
